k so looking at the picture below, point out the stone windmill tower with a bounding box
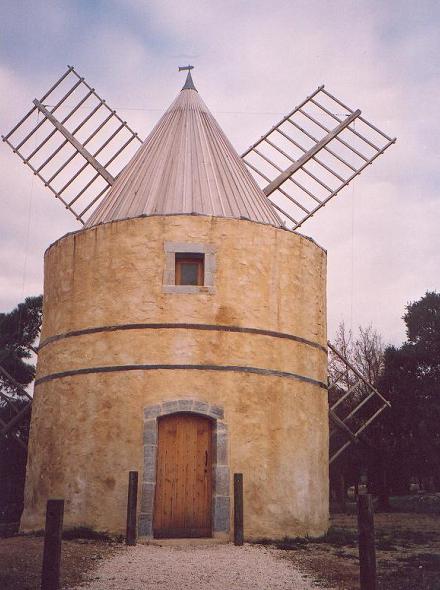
[2,66,394,540]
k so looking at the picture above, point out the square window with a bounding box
[175,253,204,286]
[163,242,215,294]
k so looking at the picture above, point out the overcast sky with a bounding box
[1,0,439,346]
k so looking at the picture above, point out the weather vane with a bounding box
[178,65,194,72]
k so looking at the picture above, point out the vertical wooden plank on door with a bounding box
[153,413,213,538]
[195,418,212,535]
[154,414,177,534]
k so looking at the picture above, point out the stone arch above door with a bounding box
[139,399,230,538]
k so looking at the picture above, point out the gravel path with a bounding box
[71,542,328,589]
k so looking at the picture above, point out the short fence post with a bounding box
[234,473,243,546]
[126,471,138,546]
[357,493,377,590]
[41,499,64,590]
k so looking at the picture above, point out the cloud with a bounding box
[1,0,439,346]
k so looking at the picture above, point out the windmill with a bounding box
[1,66,395,463]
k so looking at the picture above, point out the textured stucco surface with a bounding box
[22,215,328,540]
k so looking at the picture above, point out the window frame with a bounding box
[163,242,216,294]
[175,253,205,286]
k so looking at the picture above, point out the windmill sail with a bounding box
[2,66,142,224]
[327,341,390,463]
[242,86,396,230]
[0,354,35,450]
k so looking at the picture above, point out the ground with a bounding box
[71,542,321,590]
[280,512,440,590]
[0,535,119,590]
[0,513,439,589]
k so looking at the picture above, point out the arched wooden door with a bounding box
[153,413,213,538]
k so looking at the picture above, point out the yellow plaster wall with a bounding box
[39,215,326,345]
[37,330,327,384]
[22,215,329,539]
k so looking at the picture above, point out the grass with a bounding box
[270,512,440,590]
[61,526,122,542]
[333,492,440,516]
[269,523,438,553]
[23,526,124,543]
[256,526,359,550]
[396,553,440,571]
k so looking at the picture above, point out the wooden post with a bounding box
[41,499,64,590]
[126,471,138,546]
[234,473,243,546]
[357,493,377,590]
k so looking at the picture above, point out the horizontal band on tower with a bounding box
[35,363,328,389]
[38,322,327,353]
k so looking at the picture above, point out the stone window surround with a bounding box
[139,399,230,538]
[163,241,216,294]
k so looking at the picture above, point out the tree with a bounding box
[330,292,440,510]
[0,294,42,395]
[329,322,384,395]
[404,291,440,354]
[0,295,42,531]
[329,322,385,509]
[378,291,440,492]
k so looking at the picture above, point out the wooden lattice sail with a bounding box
[242,85,396,229]
[0,353,35,450]
[328,341,391,463]
[2,66,142,224]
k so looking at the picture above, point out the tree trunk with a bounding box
[376,450,391,511]
[336,472,347,513]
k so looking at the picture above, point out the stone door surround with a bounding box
[140,399,230,538]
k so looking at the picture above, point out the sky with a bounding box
[0,0,439,346]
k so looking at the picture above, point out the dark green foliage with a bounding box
[404,291,440,352]
[376,291,440,492]
[0,295,42,531]
[0,295,42,394]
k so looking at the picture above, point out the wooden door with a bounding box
[153,413,213,538]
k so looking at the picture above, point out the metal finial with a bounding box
[179,65,197,92]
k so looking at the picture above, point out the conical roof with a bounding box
[85,74,282,228]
